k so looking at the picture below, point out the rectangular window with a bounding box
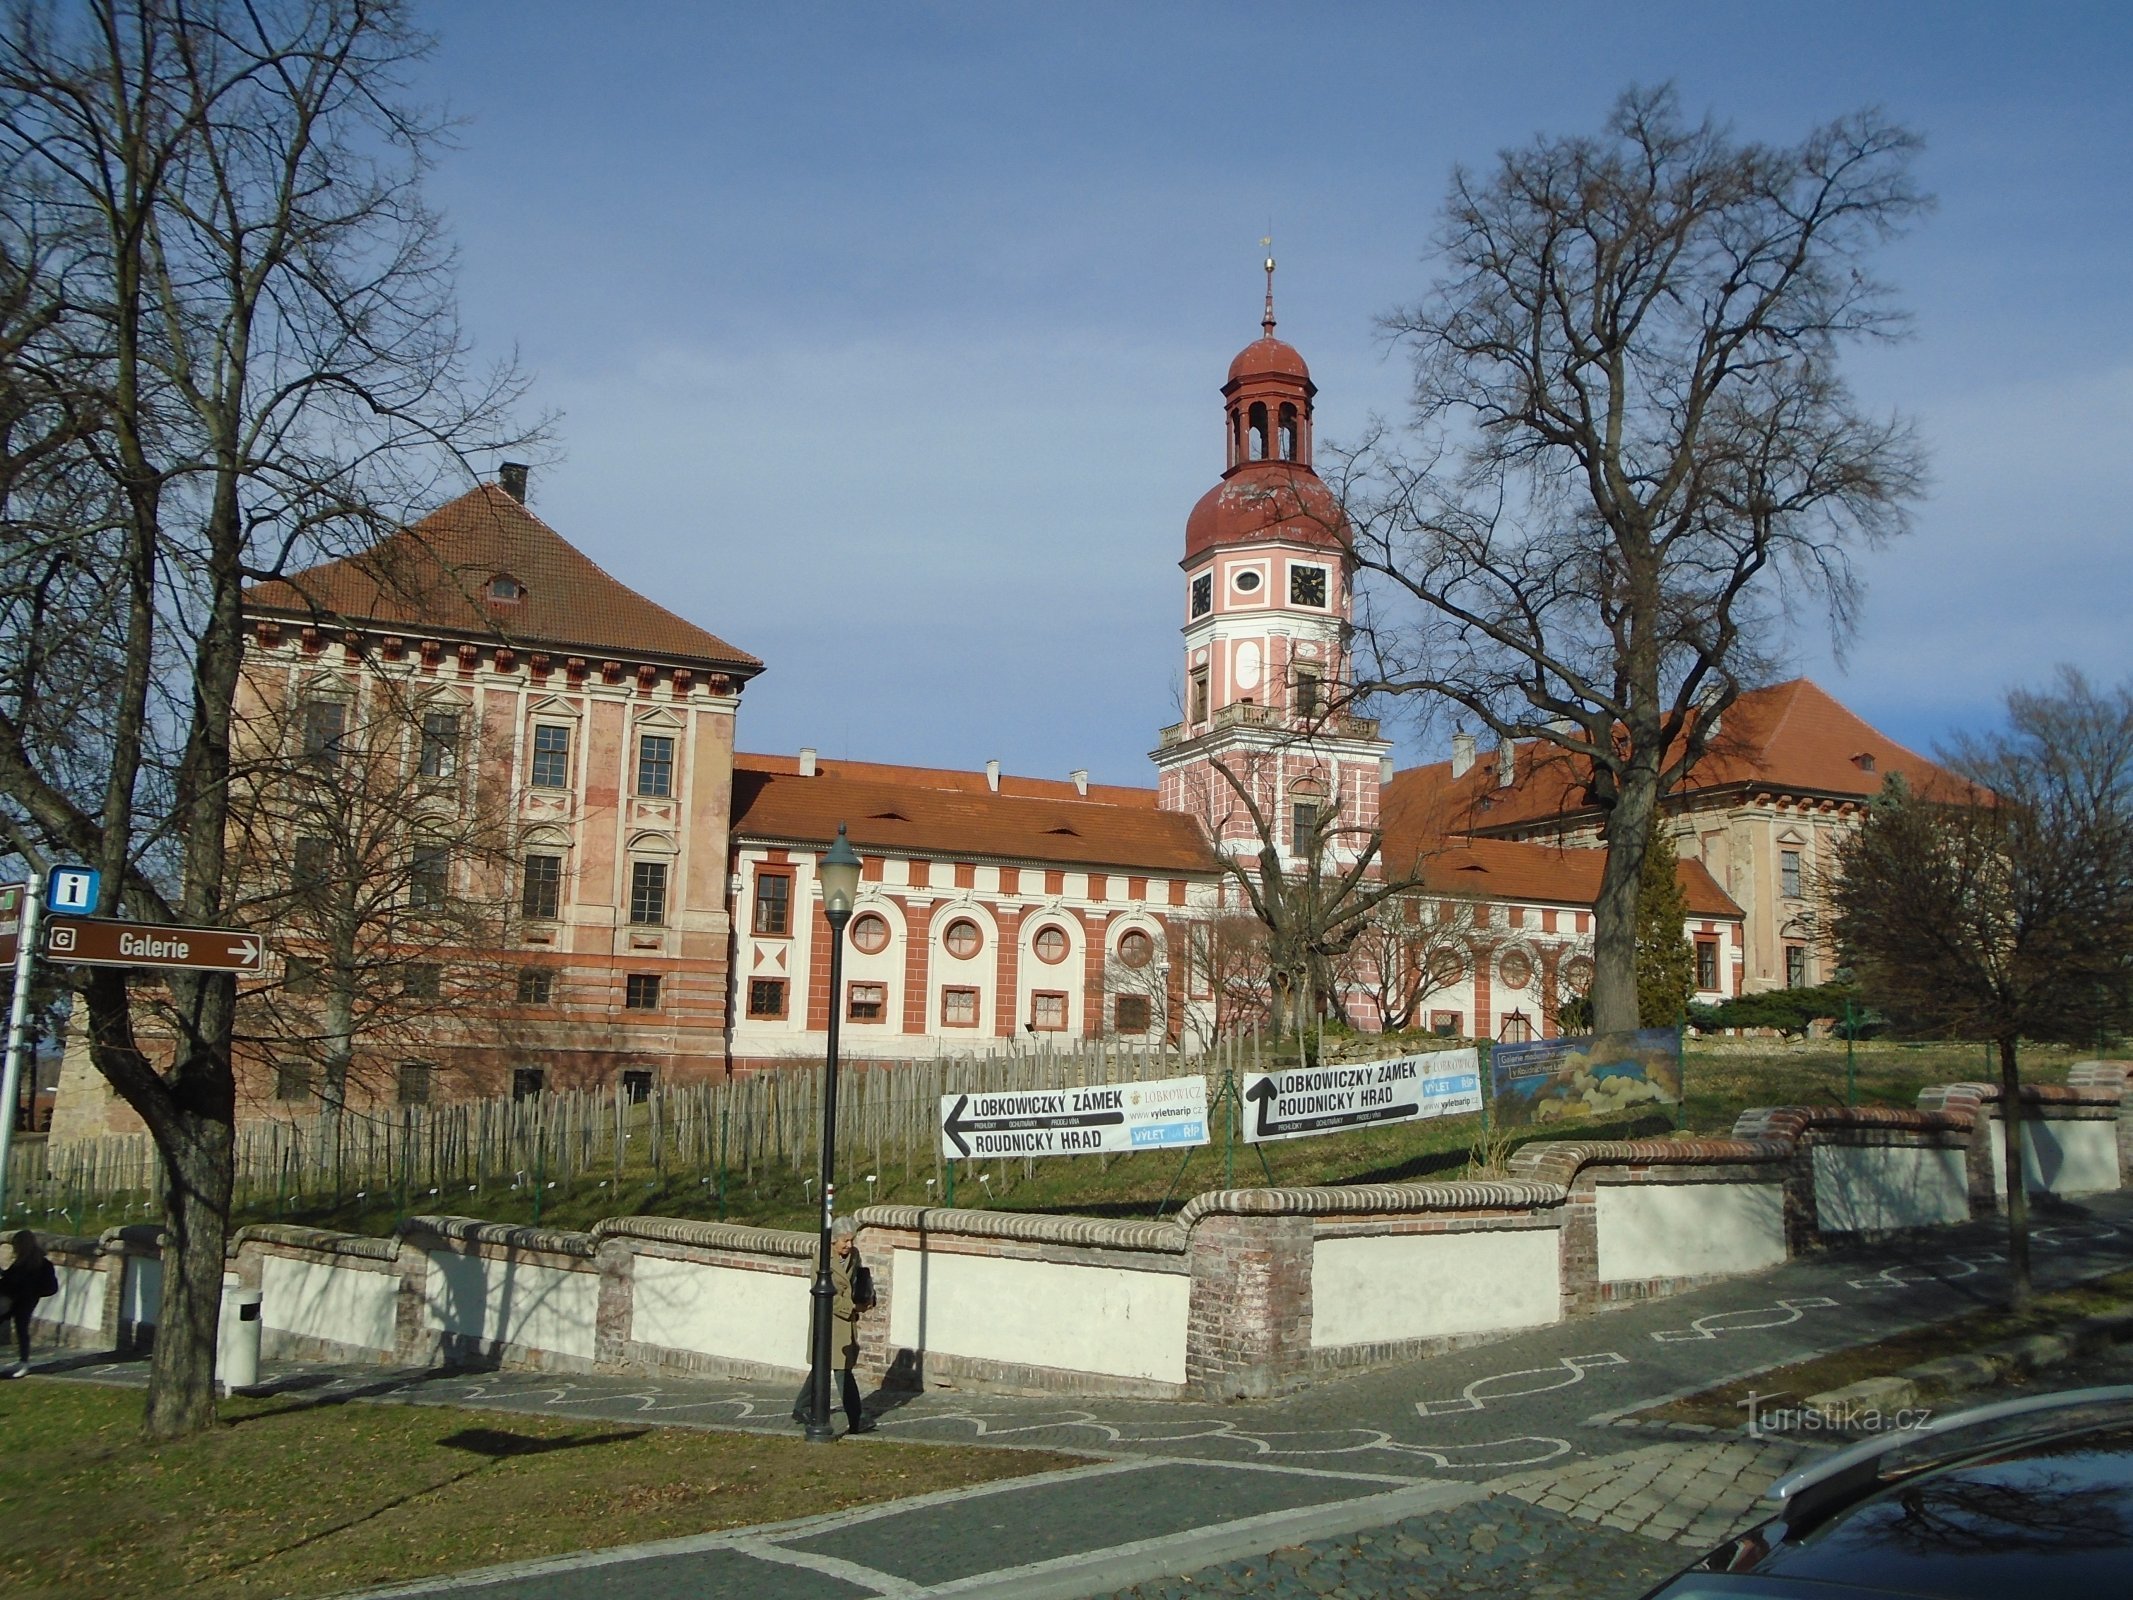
[1031,991,1067,1031]
[941,985,980,1027]
[1696,939,1720,992]
[1785,945,1808,988]
[1780,849,1802,899]
[401,963,441,999]
[530,723,571,789]
[753,872,791,936]
[1499,1012,1533,1043]
[1190,665,1210,725]
[1430,1010,1462,1037]
[303,699,346,768]
[624,973,662,1010]
[512,1066,545,1100]
[517,967,553,1005]
[629,860,669,925]
[747,977,787,1019]
[1291,665,1322,720]
[418,711,459,779]
[292,834,330,892]
[397,1062,433,1106]
[521,852,562,919]
[636,734,675,798]
[283,956,319,997]
[1292,801,1320,847]
[847,981,886,1022]
[1115,994,1152,1034]
[274,1062,311,1103]
[621,1069,653,1104]
[409,843,448,908]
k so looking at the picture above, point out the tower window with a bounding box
[1278,403,1298,461]
[1189,666,1210,725]
[1248,401,1268,461]
[1292,665,1323,720]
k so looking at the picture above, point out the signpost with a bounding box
[939,1074,1209,1160]
[0,874,41,1216]
[44,916,267,975]
[1240,1048,1484,1144]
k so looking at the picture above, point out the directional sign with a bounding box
[44,916,267,975]
[46,865,99,915]
[940,1074,1209,1160]
[1241,1048,1483,1144]
[0,883,21,968]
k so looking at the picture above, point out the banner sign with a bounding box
[1241,1048,1483,1144]
[1488,1028,1682,1128]
[939,1074,1208,1160]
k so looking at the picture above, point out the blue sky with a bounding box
[415,1,2133,785]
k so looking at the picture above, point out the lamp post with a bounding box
[803,823,863,1442]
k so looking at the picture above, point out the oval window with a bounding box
[1563,956,1595,995]
[1032,925,1069,964]
[1233,569,1263,593]
[1117,929,1154,969]
[1498,948,1533,990]
[943,918,983,959]
[850,912,890,955]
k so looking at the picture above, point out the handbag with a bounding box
[851,1261,877,1311]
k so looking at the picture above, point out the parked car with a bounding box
[1638,1387,2133,1597]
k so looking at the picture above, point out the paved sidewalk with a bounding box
[38,1196,2133,1600]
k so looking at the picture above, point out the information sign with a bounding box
[46,865,99,915]
[939,1074,1209,1160]
[45,916,267,975]
[1241,1048,1483,1144]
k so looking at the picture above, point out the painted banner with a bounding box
[1488,1028,1682,1128]
[938,1073,1209,1160]
[1240,1049,1483,1144]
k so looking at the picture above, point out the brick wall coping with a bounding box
[397,1215,597,1259]
[593,1215,814,1259]
[1917,1081,2123,1114]
[853,1204,1188,1256]
[231,1223,397,1262]
[1507,1137,1791,1189]
[2068,1061,2133,1095]
[1176,1179,1561,1223]
[100,1223,165,1253]
[1732,1104,1970,1142]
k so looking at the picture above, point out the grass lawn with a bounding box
[0,1380,1080,1600]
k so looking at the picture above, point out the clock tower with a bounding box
[1155,261,1391,873]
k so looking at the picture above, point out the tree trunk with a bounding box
[1591,771,1660,1035]
[144,1088,235,1440]
[1997,1034,2032,1309]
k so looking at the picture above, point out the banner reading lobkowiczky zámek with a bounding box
[938,1074,1208,1160]
[1240,1049,1483,1144]
[1488,1028,1681,1128]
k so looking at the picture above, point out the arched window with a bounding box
[1229,408,1243,469]
[1248,402,1269,461]
[1278,404,1298,461]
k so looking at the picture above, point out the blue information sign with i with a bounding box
[46,865,99,915]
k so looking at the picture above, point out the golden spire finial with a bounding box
[1260,236,1276,338]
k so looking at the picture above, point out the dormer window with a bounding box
[1852,752,1876,773]
[487,574,524,603]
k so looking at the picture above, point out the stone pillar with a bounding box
[593,1238,633,1369]
[1185,1212,1311,1399]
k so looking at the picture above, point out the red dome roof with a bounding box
[1227,335,1311,386]
[1184,461,1347,564]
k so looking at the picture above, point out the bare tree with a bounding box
[0,0,534,1438]
[1341,85,1929,1034]
[1338,893,1474,1035]
[1829,671,2133,1306]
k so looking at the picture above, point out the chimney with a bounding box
[1070,768,1088,797]
[797,746,817,778]
[1451,731,1476,778]
[1497,737,1516,788]
[498,461,529,502]
[1378,755,1396,786]
[985,759,1001,793]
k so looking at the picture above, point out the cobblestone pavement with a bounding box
[1491,1438,1818,1550]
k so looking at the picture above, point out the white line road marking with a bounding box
[1847,1254,2002,1290]
[1415,1353,1628,1417]
[735,1539,922,1595]
[1651,1298,1837,1343]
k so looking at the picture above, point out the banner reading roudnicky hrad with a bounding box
[1488,1027,1682,1128]
[1240,1049,1483,1144]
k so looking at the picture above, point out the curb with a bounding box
[1805,1304,2133,1418]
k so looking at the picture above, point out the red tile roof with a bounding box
[731,754,1222,876]
[1388,679,1964,839]
[243,484,761,673]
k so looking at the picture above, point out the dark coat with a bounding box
[0,1250,57,1314]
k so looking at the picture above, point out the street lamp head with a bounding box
[818,823,862,926]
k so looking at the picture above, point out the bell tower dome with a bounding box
[1155,258,1391,871]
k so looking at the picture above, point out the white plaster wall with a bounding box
[122,1255,161,1327]
[1311,1229,1559,1349]
[1595,1183,1787,1283]
[423,1251,597,1360]
[1985,1117,2120,1197]
[49,1264,106,1332]
[888,1249,1188,1385]
[1813,1145,1969,1232]
[260,1255,398,1353]
[629,1255,810,1371]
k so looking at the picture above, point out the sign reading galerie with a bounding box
[1241,1049,1484,1144]
[44,915,268,975]
[939,1075,1209,1159]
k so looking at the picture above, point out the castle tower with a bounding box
[1155,258,1391,870]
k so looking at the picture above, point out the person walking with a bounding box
[792,1218,877,1433]
[0,1230,58,1378]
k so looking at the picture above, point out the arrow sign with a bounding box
[44,916,268,975]
[1241,1049,1483,1145]
[938,1075,1208,1160]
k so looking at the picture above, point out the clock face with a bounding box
[1290,565,1328,607]
[1190,573,1212,617]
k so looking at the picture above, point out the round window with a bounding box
[1562,956,1595,995]
[850,912,890,955]
[1233,569,1263,593]
[943,918,983,959]
[1032,925,1069,964]
[1498,948,1533,990]
[1117,929,1154,969]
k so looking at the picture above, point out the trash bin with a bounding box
[217,1278,262,1394]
